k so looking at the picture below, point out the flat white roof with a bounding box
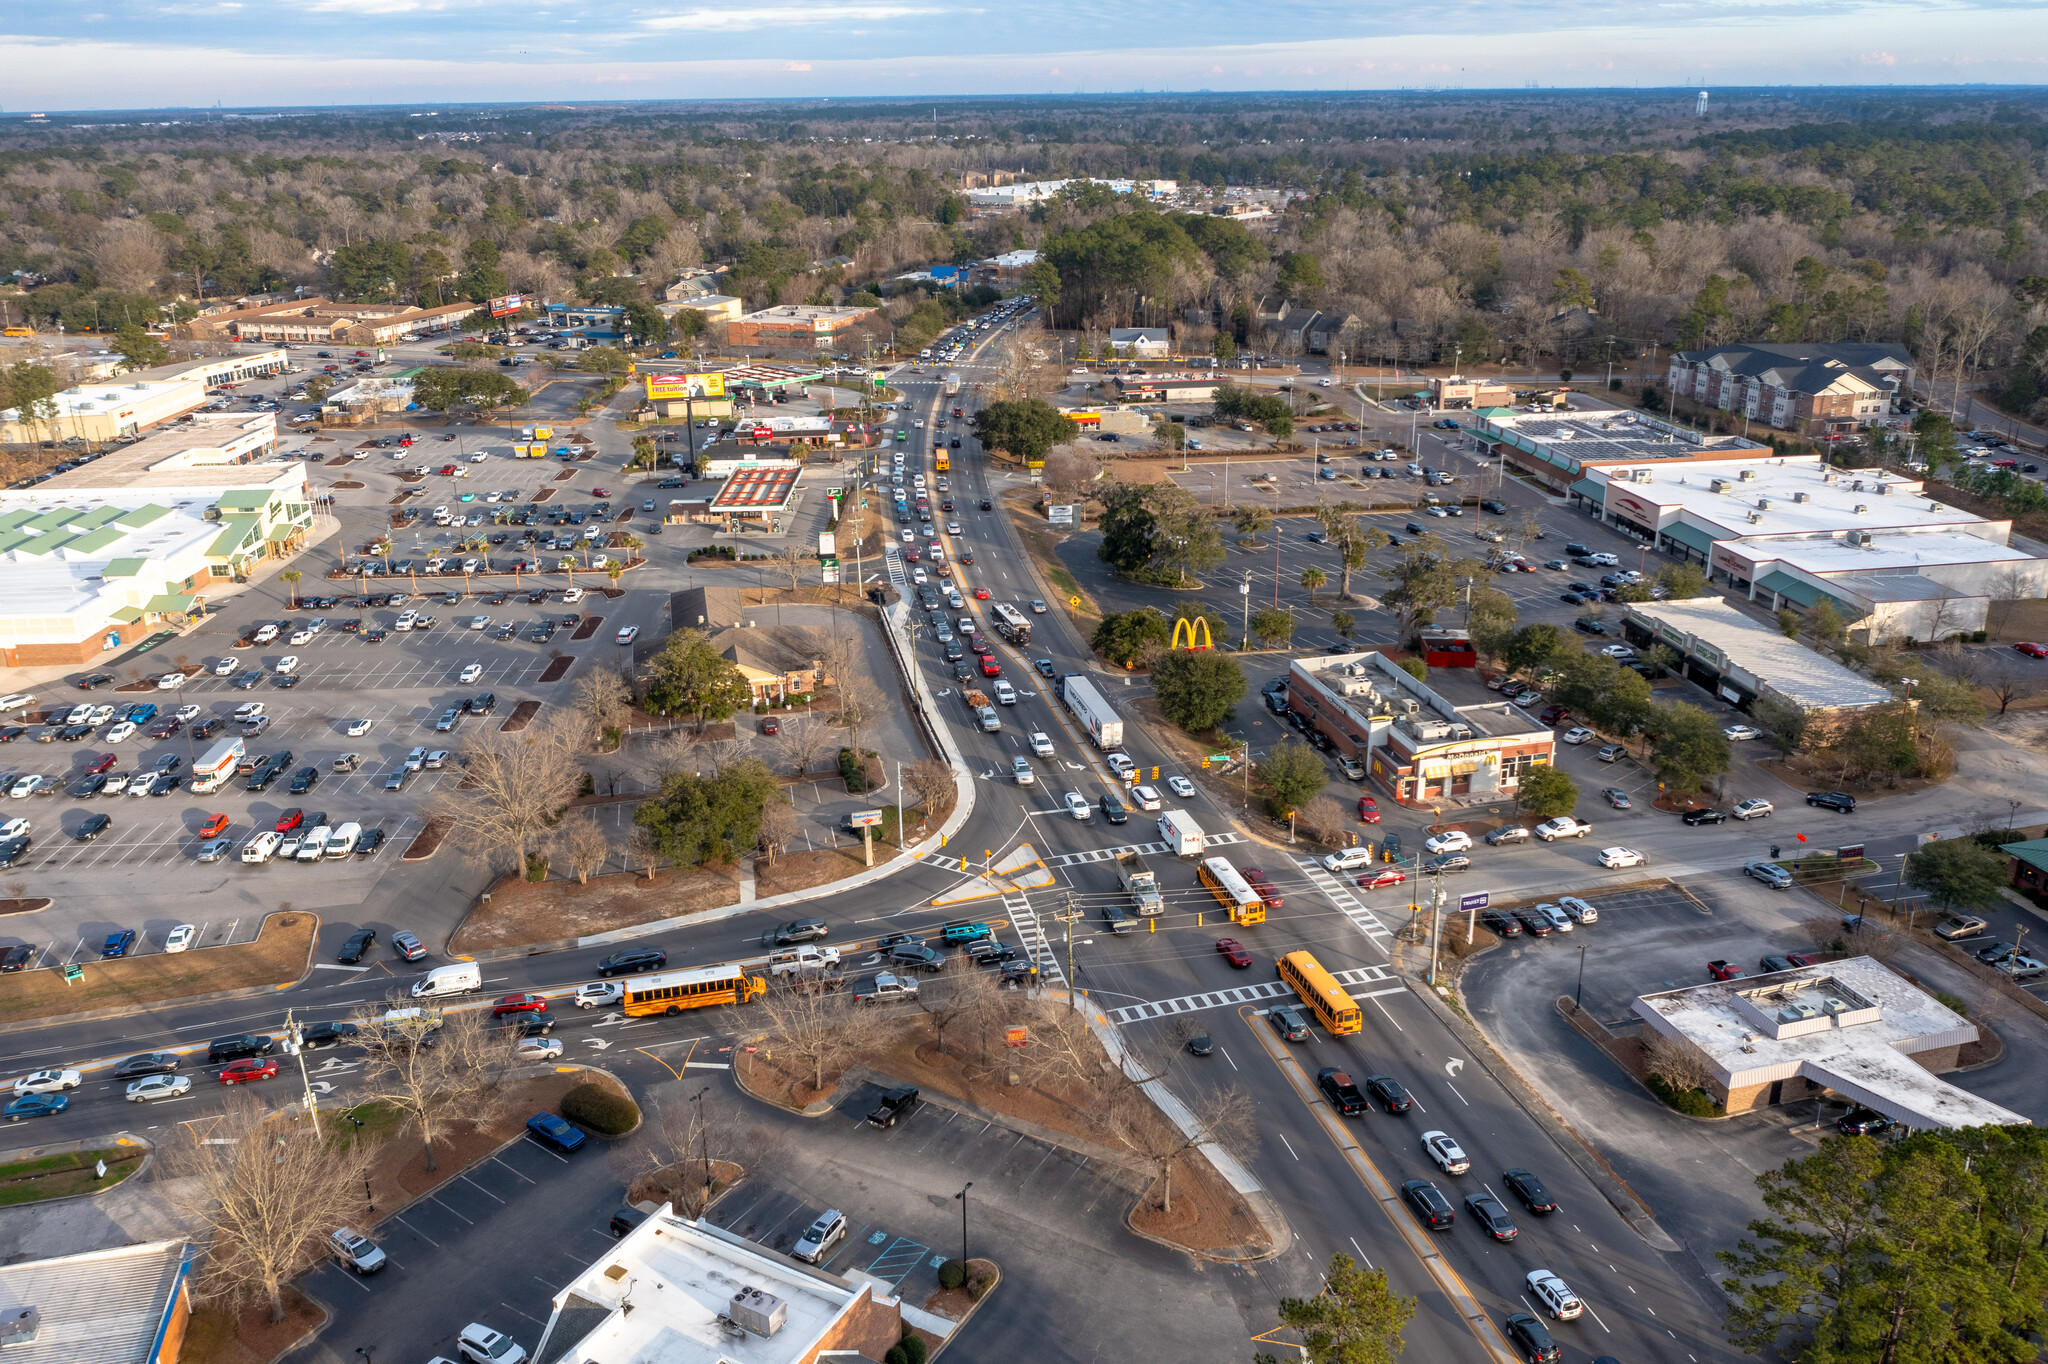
[1634,957,2023,1130]
[1487,408,1763,462]
[0,1238,187,1364]
[0,376,198,424]
[1623,597,1894,709]
[1722,528,2031,575]
[534,1211,873,1364]
[1595,459,1995,539]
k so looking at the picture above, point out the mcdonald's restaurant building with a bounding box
[1285,651,1555,807]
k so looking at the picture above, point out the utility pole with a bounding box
[1054,893,1083,1010]
[1425,870,1447,987]
[282,1009,319,1136]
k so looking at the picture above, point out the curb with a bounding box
[0,1131,155,1210]
[922,1259,1001,1362]
[260,1289,334,1364]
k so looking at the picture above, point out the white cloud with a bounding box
[636,3,942,31]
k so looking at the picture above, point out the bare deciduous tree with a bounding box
[350,1001,522,1172]
[169,1097,376,1324]
[572,668,634,744]
[752,980,883,1092]
[769,713,829,778]
[1643,1033,1719,1095]
[1103,1068,1257,1215]
[836,674,884,758]
[638,1089,765,1219]
[554,817,611,885]
[758,797,800,864]
[916,958,983,1058]
[431,716,588,876]
[904,758,954,817]
[626,824,663,881]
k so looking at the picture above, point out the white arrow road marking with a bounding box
[584,1038,612,1050]
[308,1081,338,1095]
[590,1011,629,1027]
[311,1058,362,1075]
[1445,1058,1466,1077]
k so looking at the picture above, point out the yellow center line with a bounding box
[1234,1004,1521,1364]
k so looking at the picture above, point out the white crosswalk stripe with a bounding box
[1046,831,1244,868]
[1293,857,1397,948]
[1000,893,1063,983]
[1108,963,1399,1024]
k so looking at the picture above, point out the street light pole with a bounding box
[283,1009,320,1135]
[1239,574,1251,651]
[1575,943,1587,1008]
[954,1181,973,1267]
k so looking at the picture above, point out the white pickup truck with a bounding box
[767,944,842,978]
[1535,816,1593,841]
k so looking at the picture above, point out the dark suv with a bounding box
[1402,1179,1455,1230]
[596,947,666,977]
[207,1033,275,1064]
[1504,1313,1561,1363]
[887,942,944,973]
[1806,790,1857,812]
[1268,1004,1310,1043]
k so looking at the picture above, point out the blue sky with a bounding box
[4,0,2046,110]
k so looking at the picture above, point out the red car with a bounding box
[760,717,780,736]
[1357,796,1381,824]
[591,487,611,498]
[974,588,992,600]
[198,813,231,839]
[904,548,921,563]
[438,464,457,476]
[2017,642,2048,659]
[1238,869,1284,910]
[1357,867,1407,890]
[979,656,1001,677]
[274,808,304,834]
[218,1058,279,1085]
[492,992,549,1016]
[1216,938,1252,968]
[86,752,117,776]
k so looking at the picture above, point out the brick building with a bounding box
[726,304,880,349]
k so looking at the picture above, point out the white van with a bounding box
[327,822,361,858]
[411,961,481,998]
[0,694,31,715]
[296,826,331,861]
[240,830,282,864]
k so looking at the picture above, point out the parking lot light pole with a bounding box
[1575,943,1588,1008]
[954,1181,973,1267]
[1239,575,1251,650]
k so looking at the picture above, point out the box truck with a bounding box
[1158,809,1205,857]
[189,736,247,794]
[1056,674,1123,750]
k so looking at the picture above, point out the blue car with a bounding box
[125,703,157,725]
[101,929,136,959]
[526,1112,585,1153]
[5,1092,68,1122]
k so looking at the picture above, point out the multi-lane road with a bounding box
[0,324,1788,1364]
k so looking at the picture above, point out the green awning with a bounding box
[1757,571,1822,607]
[143,593,197,614]
[61,527,125,556]
[1569,477,1604,501]
[214,489,273,511]
[112,504,170,530]
[1659,520,1717,555]
[208,514,261,559]
[265,523,298,543]
[101,557,145,578]
[108,606,143,624]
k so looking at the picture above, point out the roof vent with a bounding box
[1739,469,1758,481]
[1792,491,1810,503]
[1747,510,1763,523]
[0,1307,39,1347]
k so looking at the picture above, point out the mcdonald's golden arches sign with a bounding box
[1171,617,1213,651]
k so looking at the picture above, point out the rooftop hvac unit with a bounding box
[1854,504,1868,514]
[1451,725,1475,741]
[1823,472,1838,483]
[1756,497,1772,510]
[1632,468,1654,483]
[1821,998,1852,1015]
[1338,678,1374,698]
[1792,492,1810,503]
[1929,502,1943,512]
[1851,480,1865,492]
[728,1287,787,1337]
[1874,483,1891,494]
[1777,1004,1819,1023]
[1847,530,1871,546]
[1739,469,1758,481]
[1747,511,1763,523]
[0,1308,38,1347]
[1340,661,1369,677]
[1710,478,1730,494]
[1400,698,1421,717]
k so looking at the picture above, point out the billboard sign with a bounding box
[1458,891,1490,912]
[645,372,728,402]
[488,294,522,318]
[848,810,884,829]
[1047,505,1076,526]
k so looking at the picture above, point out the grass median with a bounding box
[0,911,317,1026]
[0,1146,147,1206]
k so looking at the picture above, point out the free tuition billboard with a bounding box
[645,372,728,402]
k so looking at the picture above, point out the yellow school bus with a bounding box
[1198,856,1266,926]
[0,327,32,338]
[621,963,766,1017]
[1278,951,1362,1035]
[935,449,950,472]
